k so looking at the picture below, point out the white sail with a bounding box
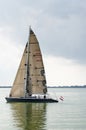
[9,28,47,98]
[10,44,28,97]
[28,29,47,95]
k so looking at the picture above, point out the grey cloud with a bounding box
[0,0,86,64]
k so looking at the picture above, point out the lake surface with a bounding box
[0,88,86,130]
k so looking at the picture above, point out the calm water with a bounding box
[0,88,86,130]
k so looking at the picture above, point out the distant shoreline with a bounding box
[48,86,86,88]
[0,86,11,88]
[0,86,86,88]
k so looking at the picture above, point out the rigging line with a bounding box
[24,28,30,97]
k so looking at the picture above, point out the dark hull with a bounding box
[5,97,58,103]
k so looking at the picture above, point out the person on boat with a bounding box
[44,95,46,99]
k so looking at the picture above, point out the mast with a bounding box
[24,27,31,97]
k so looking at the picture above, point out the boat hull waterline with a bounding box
[5,97,58,103]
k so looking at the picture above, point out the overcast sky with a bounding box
[0,0,86,86]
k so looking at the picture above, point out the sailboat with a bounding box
[5,27,58,103]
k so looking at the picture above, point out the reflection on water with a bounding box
[2,88,86,130]
[10,103,46,130]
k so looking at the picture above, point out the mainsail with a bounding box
[10,28,47,98]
